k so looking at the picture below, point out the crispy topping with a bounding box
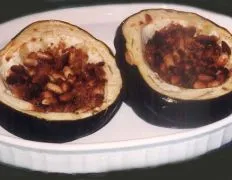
[6,44,107,112]
[144,24,231,89]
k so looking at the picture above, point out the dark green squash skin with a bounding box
[0,93,122,143]
[114,24,232,128]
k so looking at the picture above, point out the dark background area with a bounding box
[0,0,232,179]
[0,0,232,23]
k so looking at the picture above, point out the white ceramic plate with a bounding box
[0,3,232,174]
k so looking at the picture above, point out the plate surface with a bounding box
[0,3,232,173]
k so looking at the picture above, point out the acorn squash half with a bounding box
[115,9,232,128]
[0,20,122,142]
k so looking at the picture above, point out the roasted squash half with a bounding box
[115,9,232,128]
[0,20,123,142]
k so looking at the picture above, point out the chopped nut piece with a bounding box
[46,83,63,94]
[52,72,66,81]
[23,58,38,67]
[163,54,174,67]
[63,66,74,78]
[217,54,228,66]
[37,51,53,61]
[42,97,57,105]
